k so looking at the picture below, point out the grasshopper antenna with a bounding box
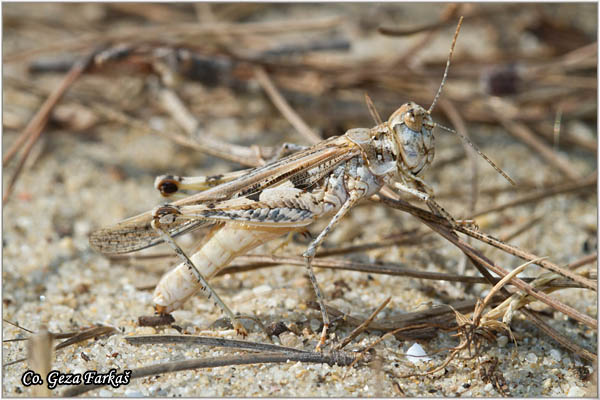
[428,16,463,114]
[435,122,516,186]
[427,16,516,186]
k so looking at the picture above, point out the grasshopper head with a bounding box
[388,102,435,176]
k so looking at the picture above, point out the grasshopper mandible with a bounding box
[89,17,513,349]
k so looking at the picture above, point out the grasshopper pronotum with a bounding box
[89,17,513,349]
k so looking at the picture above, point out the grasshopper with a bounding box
[89,17,513,349]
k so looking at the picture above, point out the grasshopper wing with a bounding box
[89,135,359,254]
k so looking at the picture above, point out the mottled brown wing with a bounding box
[89,136,359,254]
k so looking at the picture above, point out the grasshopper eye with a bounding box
[402,107,424,132]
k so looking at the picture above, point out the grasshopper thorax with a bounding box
[388,101,435,176]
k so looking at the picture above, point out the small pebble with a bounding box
[496,335,509,347]
[279,331,300,348]
[284,297,298,309]
[549,349,561,362]
[567,386,586,397]
[525,353,538,364]
[406,343,431,364]
[124,389,144,397]
[309,319,321,332]
[135,326,157,335]
[252,284,272,295]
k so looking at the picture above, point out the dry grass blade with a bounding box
[158,88,269,166]
[377,5,522,37]
[456,224,597,292]
[475,257,545,326]
[437,223,596,329]
[62,351,355,397]
[3,48,99,205]
[499,215,544,242]
[337,297,391,349]
[376,195,597,329]
[224,254,587,289]
[348,319,458,370]
[373,193,597,291]
[3,324,116,368]
[125,335,310,353]
[534,120,597,153]
[229,255,486,283]
[520,309,596,363]
[566,253,597,271]
[454,237,597,363]
[5,17,344,63]
[389,267,543,381]
[378,20,446,37]
[309,297,502,333]
[54,325,118,351]
[472,174,596,218]
[3,319,35,334]
[315,229,433,257]
[496,116,580,180]
[91,99,275,167]
[254,65,322,145]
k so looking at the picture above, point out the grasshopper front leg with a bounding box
[393,181,460,229]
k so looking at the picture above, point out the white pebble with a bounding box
[567,386,586,397]
[279,331,299,348]
[543,378,553,390]
[549,349,561,362]
[525,352,538,364]
[252,284,272,295]
[124,389,144,397]
[284,297,298,310]
[406,343,431,364]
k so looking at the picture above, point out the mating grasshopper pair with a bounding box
[89,17,513,349]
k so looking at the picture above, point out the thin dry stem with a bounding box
[376,195,597,329]
[254,65,322,145]
[5,17,344,63]
[472,174,596,218]
[3,48,98,204]
[337,297,391,349]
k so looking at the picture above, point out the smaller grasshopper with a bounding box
[90,17,514,349]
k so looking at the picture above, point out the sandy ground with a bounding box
[2,3,597,397]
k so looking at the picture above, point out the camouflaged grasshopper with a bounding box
[89,17,513,349]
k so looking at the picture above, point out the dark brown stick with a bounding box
[62,351,355,397]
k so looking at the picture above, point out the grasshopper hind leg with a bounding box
[302,191,363,351]
[151,206,248,336]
